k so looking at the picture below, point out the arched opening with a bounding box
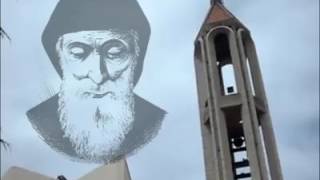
[246,59,256,96]
[214,33,231,64]
[214,33,238,95]
[240,33,256,96]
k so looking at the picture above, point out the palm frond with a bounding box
[0,27,11,40]
[0,138,11,151]
[0,127,11,151]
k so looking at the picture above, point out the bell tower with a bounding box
[194,1,283,180]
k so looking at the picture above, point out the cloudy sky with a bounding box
[1,0,319,179]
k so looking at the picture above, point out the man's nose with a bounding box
[87,53,108,85]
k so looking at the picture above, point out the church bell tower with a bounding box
[194,1,283,179]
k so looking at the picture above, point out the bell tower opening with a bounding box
[214,33,238,95]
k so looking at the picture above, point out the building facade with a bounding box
[2,160,131,180]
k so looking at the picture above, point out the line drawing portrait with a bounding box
[26,0,166,164]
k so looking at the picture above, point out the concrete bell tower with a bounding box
[194,1,283,180]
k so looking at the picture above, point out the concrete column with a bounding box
[245,38,284,180]
[205,27,234,180]
[227,28,266,180]
[236,29,270,180]
[195,38,221,180]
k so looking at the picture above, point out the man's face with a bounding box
[56,30,140,162]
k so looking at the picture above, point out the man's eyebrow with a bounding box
[63,39,74,46]
[108,29,139,40]
[60,30,139,48]
[63,39,92,47]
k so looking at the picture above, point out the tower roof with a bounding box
[195,3,248,41]
[207,3,234,24]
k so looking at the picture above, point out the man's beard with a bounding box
[58,75,135,163]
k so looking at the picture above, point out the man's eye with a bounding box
[70,47,85,56]
[67,43,92,60]
[102,40,129,60]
